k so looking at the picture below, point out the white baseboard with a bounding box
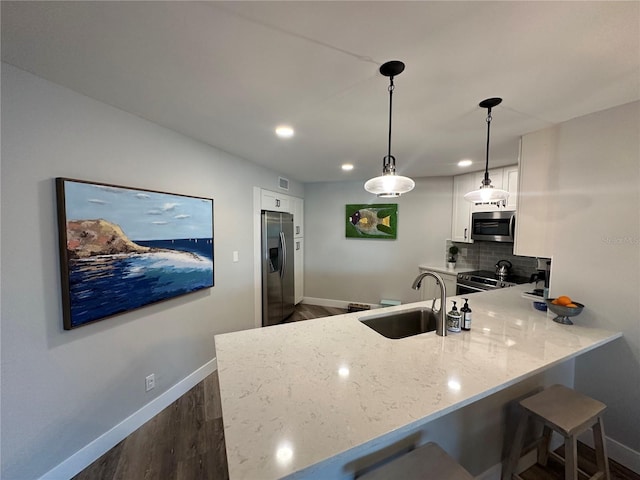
[39,357,218,480]
[302,296,381,310]
[579,431,640,474]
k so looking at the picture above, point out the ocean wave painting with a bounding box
[56,178,214,329]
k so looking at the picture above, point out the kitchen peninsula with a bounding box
[214,287,621,479]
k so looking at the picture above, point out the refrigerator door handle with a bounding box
[279,230,287,279]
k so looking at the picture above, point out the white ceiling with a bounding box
[2,1,639,183]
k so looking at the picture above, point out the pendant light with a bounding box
[364,61,415,197]
[464,97,509,205]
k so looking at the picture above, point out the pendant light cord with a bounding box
[387,77,394,161]
[484,107,492,185]
[365,60,414,197]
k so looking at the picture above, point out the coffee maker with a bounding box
[530,258,551,298]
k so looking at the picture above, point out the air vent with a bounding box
[278,177,289,191]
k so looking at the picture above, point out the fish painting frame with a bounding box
[345,204,398,239]
[56,178,214,330]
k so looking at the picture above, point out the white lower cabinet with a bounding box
[420,271,457,302]
[294,238,304,304]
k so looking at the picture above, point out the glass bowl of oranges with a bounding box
[545,296,584,324]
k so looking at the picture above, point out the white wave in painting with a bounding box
[140,251,211,270]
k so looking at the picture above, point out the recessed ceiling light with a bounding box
[458,159,473,167]
[275,125,294,138]
[341,163,354,171]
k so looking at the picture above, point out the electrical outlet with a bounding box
[145,374,155,392]
[233,251,239,263]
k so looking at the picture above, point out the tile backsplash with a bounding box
[446,240,538,277]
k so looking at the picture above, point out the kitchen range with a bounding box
[456,268,530,295]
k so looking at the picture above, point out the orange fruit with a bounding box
[551,299,559,305]
[566,303,578,308]
[555,295,572,306]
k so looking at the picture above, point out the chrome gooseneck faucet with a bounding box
[411,271,447,336]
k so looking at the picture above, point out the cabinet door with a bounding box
[451,172,475,243]
[293,197,304,238]
[441,274,457,299]
[420,276,438,301]
[503,165,519,210]
[484,167,504,190]
[294,238,304,304]
[419,272,456,302]
[261,190,290,212]
[514,132,554,257]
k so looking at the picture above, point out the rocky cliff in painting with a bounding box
[66,219,151,259]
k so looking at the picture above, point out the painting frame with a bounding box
[56,177,214,330]
[345,203,398,239]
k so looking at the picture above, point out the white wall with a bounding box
[0,64,303,479]
[527,101,640,462]
[304,177,453,305]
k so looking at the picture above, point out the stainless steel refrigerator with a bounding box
[261,211,295,326]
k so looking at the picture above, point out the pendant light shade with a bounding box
[364,61,415,197]
[463,183,509,204]
[364,170,415,198]
[464,97,509,205]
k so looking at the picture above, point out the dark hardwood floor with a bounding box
[73,371,228,480]
[75,304,639,480]
[520,442,640,480]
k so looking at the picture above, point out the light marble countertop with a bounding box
[214,286,621,480]
[417,264,476,275]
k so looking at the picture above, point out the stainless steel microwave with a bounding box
[471,211,515,242]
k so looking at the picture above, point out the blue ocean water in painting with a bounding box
[68,238,213,327]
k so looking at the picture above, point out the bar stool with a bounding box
[502,384,610,480]
[359,442,473,480]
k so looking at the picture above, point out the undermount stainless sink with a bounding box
[360,307,438,339]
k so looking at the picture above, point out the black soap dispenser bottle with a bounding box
[461,298,472,331]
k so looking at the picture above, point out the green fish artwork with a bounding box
[345,204,398,239]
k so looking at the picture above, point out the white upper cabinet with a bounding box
[261,189,290,213]
[451,172,476,243]
[502,165,519,210]
[452,165,518,242]
[471,166,518,212]
[479,167,504,189]
[514,132,554,258]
